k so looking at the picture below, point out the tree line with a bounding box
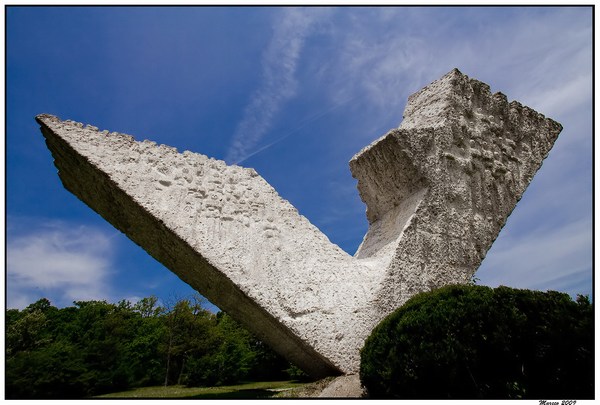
[6,295,308,399]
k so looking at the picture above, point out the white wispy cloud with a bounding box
[475,218,592,298]
[525,72,591,120]
[222,7,591,299]
[485,11,592,119]
[225,8,330,165]
[313,7,591,131]
[7,220,115,309]
[306,7,591,296]
[312,9,436,127]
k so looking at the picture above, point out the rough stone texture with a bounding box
[317,375,366,398]
[37,115,381,378]
[273,377,337,398]
[37,68,562,379]
[350,68,563,313]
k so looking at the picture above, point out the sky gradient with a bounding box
[6,6,593,310]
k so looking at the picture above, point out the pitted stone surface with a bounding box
[350,68,563,312]
[37,68,562,378]
[37,114,380,377]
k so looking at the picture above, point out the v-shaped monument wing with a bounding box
[37,69,562,377]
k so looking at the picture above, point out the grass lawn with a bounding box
[95,380,308,399]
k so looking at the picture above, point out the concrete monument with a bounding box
[37,69,562,378]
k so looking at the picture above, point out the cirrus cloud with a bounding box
[225,7,331,165]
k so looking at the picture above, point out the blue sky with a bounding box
[6,6,593,310]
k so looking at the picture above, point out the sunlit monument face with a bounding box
[38,69,562,377]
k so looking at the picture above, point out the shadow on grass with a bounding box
[190,389,279,399]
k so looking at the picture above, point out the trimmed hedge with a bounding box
[360,285,593,399]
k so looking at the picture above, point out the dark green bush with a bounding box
[360,285,593,399]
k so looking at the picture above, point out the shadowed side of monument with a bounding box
[37,69,563,380]
[37,115,345,378]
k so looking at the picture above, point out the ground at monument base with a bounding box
[94,377,362,398]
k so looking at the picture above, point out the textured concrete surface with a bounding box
[37,68,562,378]
[350,68,563,313]
[317,375,366,398]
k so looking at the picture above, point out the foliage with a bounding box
[6,295,302,399]
[360,285,593,399]
[284,363,311,382]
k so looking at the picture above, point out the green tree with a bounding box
[6,294,303,398]
[7,340,87,398]
[133,295,162,318]
[7,305,49,357]
[161,295,217,386]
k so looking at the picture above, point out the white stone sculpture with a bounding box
[37,69,562,377]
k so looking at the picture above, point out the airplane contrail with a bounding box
[233,96,356,166]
